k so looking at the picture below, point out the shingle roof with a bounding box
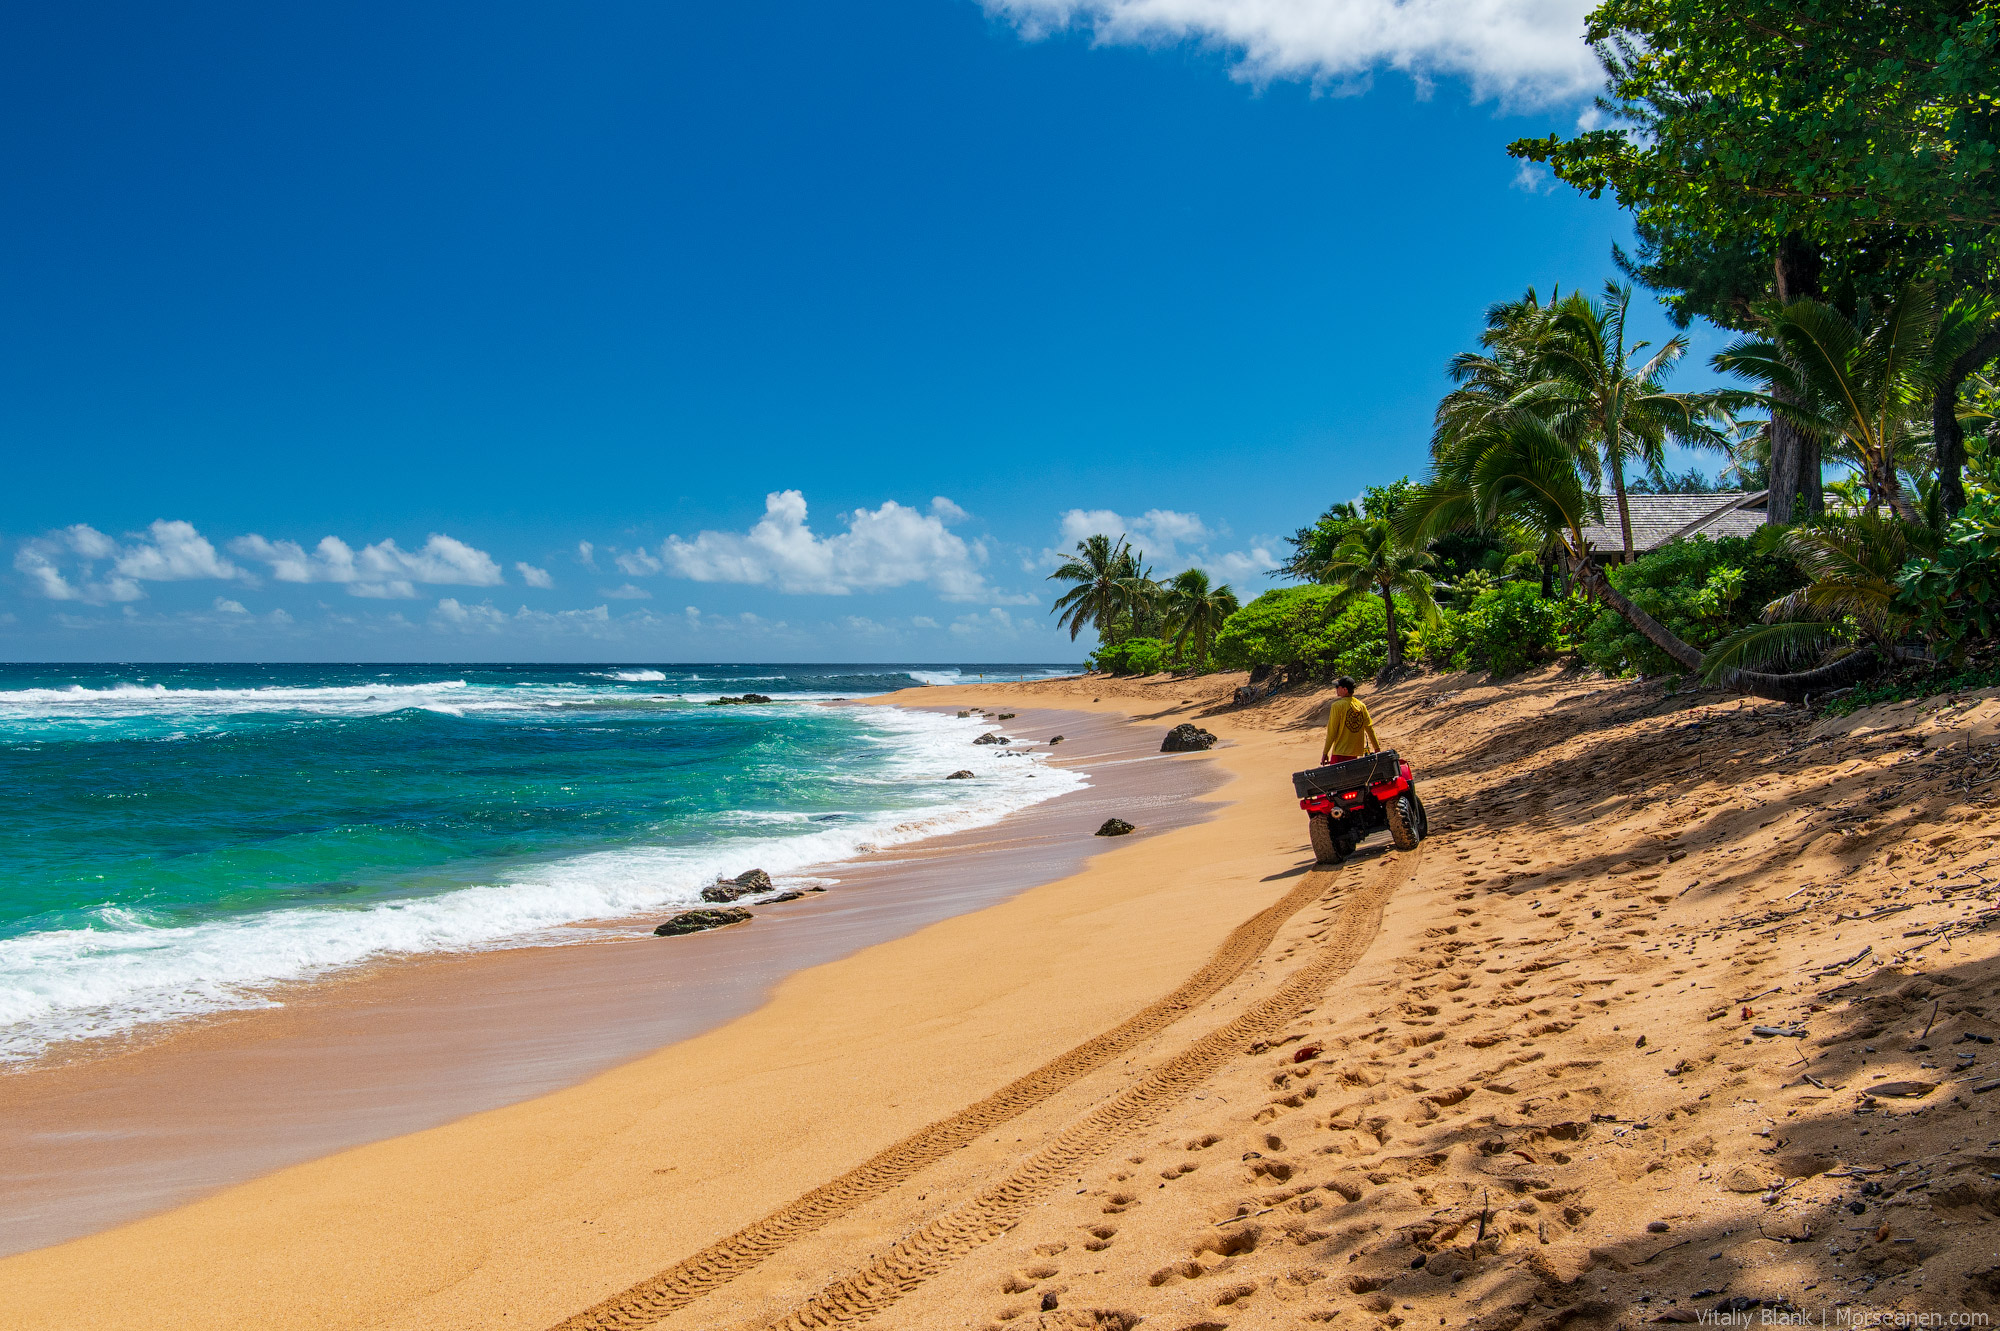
[1578,491,1768,556]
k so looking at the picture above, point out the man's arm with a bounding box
[1362,709,1381,754]
[1320,703,1339,762]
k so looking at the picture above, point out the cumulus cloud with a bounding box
[433,599,617,635]
[1048,506,1273,585]
[516,561,555,589]
[14,520,249,603]
[613,546,664,577]
[600,583,652,599]
[213,597,248,615]
[985,0,1598,106]
[634,491,992,598]
[231,532,504,599]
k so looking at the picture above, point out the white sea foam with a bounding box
[0,706,1086,1062]
[598,669,667,682]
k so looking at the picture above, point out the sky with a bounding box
[0,0,1734,663]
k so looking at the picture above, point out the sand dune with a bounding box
[7,667,1999,1330]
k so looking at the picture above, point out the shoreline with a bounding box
[0,701,1226,1258]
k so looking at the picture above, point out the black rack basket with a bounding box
[1291,750,1402,800]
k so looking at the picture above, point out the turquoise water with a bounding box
[0,663,1080,1060]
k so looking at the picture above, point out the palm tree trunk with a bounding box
[1767,235,1825,525]
[1607,444,1635,561]
[1566,551,1902,705]
[1568,552,1701,670]
[1380,586,1401,672]
[1935,327,2000,516]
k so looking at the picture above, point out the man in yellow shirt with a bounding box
[1320,676,1380,763]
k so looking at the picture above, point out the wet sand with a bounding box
[0,704,1225,1256]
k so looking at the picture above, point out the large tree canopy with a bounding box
[1510,0,2000,254]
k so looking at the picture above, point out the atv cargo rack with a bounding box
[1291,750,1403,800]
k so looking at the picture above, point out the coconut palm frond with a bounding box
[1698,621,1850,683]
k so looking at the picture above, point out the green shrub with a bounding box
[1090,636,1172,675]
[1412,584,1589,676]
[1578,536,1803,677]
[1210,586,1416,679]
[1896,487,2000,660]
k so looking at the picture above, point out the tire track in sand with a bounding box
[549,858,1360,1331]
[769,846,1413,1330]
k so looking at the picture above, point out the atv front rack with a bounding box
[1291,750,1403,800]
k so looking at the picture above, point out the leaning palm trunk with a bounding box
[1564,552,1896,704]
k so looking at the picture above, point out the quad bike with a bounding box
[1292,749,1429,863]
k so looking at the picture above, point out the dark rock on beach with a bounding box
[1095,818,1135,837]
[653,908,752,936]
[1048,735,1064,744]
[707,693,774,706]
[1161,723,1217,752]
[946,769,975,779]
[972,732,1009,745]
[702,868,774,902]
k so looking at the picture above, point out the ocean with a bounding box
[0,662,1081,1062]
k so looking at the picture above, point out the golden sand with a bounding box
[8,669,2000,1330]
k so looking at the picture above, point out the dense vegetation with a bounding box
[1055,0,2000,703]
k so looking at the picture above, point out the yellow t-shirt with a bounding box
[1323,696,1379,759]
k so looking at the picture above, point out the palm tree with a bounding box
[1162,567,1239,668]
[1714,285,1937,520]
[1047,535,1138,642]
[1317,518,1441,676]
[1402,412,1920,704]
[1698,513,1939,683]
[1537,283,1734,560]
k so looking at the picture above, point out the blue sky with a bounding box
[0,0,1729,662]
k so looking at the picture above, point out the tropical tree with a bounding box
[1317,519,1441,675]
[1537,283,1734,559]
[1508,0,2000,512]
[1162,567,1240,667]
[1403,410,1890,702]
[1698,513,1940,682]
[1714,287,1940,520]
[1048,535,1139,642]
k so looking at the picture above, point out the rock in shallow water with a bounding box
[946,769,975,779]
[707,693,773,706]
[653,908,752,936]
[972,732,1009,745]
[702,868,774,902]
[1095,818,1135,837]
[1160,723,1217,753]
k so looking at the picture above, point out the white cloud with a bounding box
[232,532,504,599]
[1048,506,1273,586]
[1510,159,1555,193]
[213,597,248,615]
[433,599,617,636]
[576,540,598,570]
[15,520,249,604]
[643,491,993,598]
[613,546,664,576]
[985,0,1598,106]
[951,608,1027,638]
[516,561,555,589]
[910,615,940,629]
[600,583,652,599]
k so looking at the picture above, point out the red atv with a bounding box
[1293,750,1429,863]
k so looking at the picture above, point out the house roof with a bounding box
[1578,491,1768,556]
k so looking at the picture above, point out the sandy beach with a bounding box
[7,669,2000,1330]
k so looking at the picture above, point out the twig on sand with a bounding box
[1214,1206,1278,1227]
[1477,1188,1490,1242]
[1923,999,1941,1041]
[1736,986,1785,1004]
[1637,1238,1694,1265]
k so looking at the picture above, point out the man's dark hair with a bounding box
[1334,676,1357,692]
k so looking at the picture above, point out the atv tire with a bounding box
[1413,794,1429,840]
[1387,793,1421,851]
[1308,813,1342,864]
